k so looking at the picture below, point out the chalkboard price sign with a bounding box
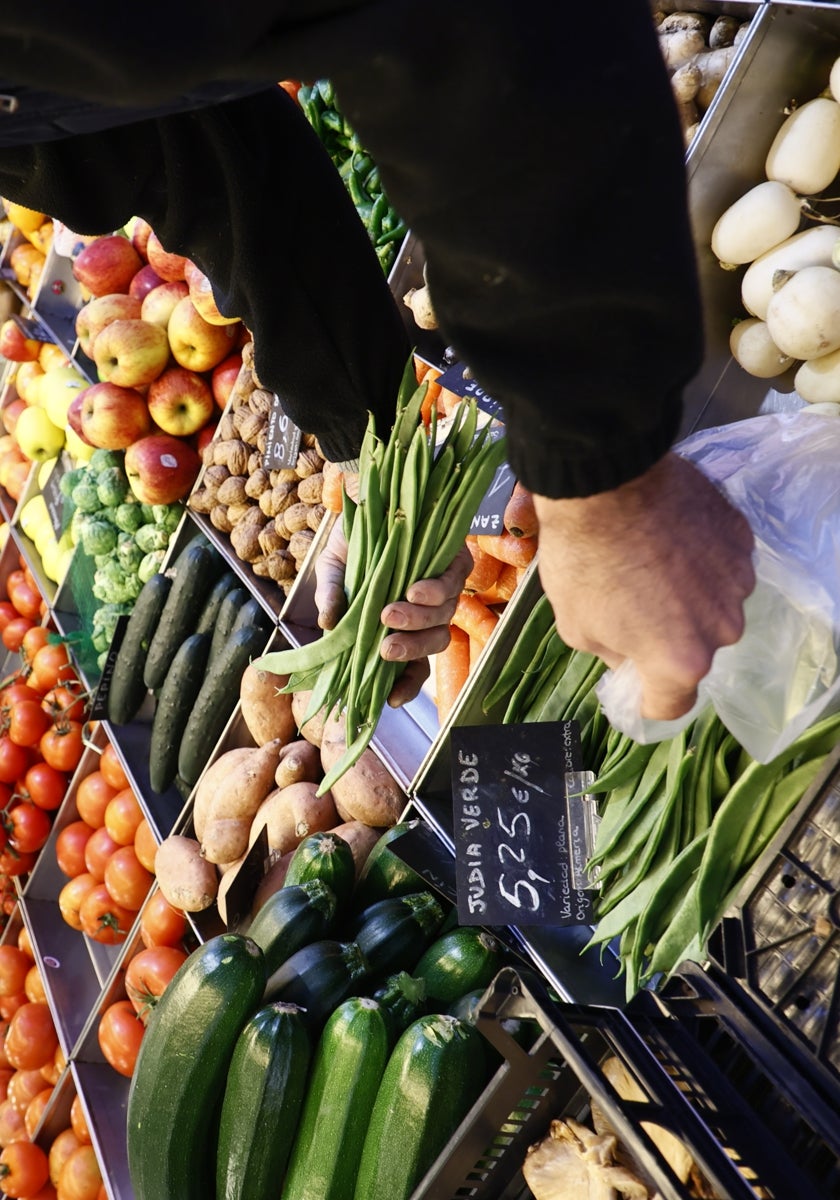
[263,393,302,472]
[434,362,503,419]
[451,722,597,927]
[41,450,73,537]
[90,614,131,719]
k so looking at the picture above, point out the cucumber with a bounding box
[412,928,503,1008]
[126,933,265,1200]
[281,997,390,1200]
[143,540,223,691]
[105,573,172,724]
[352,1014,486,1200]
[216,1001,311,1200]
[352,821,427,910]
[370,971,427,1046]
[208,585,250,663]
[194,569,239,636]
[284,831,357,907]
[148,632,212,794]
[231,595,271,638]
[263,939,370,1032]
[246,879,337,976]
[177,623,270,788]
[351,892,445,978]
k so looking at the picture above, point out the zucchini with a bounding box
[177,623,270,788]
[412,928,503,1008]
[352,820,427,910]
[143,539,223,691]
[351,892,445,978]
[208,585,250,663]
[216,1001,311,1200]
[126,933,265,1200]
[246,879,337,976]
[370,971,427,1046]
[353,1014,486,1200]
[194,569,239,636]
[148,631,211,794]
[230,594,271,638]
[105,572,172,724]
[281,997,390,1200]
[284,831,357,907]
[263,939,370,1032]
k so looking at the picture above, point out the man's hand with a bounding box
[533,452,756,720]
[313,516,472,707]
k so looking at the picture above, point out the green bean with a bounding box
[587,737,672,866]
[588,739,658,797]
[298,647,351,729]
[482,595,557,715]
[526,649,600,724]
[711,730,739,803]
[419,435,507,580]
[495,624,559,723]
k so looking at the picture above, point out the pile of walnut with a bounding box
[188,340,337,593]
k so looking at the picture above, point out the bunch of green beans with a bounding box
[255,359,507,793]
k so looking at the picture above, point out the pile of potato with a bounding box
[188,341,333,592]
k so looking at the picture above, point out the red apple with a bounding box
[93,318,171,388]
[131,217,153,261]
[128,263,165,301]
[146,232,189,282]
[184,260,239,327]
[167,296,238,373]
[140,280,189,330]
[72,235,143,297]
[0,319,42,363]
[80,381,152,449]
[75,293,143,358]
[125,433,201,504]
[195,419,219,455]
[210,353,243,409]
[147,366,215,437]
[67,393,93,443]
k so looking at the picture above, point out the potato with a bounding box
[275,739,322,790]
[155,835,219,912]
[328,820,383,877]
[248,782,339,856]
[292,691,345,747]
[239,663,297,747]
[193,748,254,842]
[201,739,285,864]
[319,735,406,828]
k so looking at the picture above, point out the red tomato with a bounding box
[41,685,88,725]
[39,723,84,774]
[139,890,187,949]
[0,738,29,784]
[0,949,30,999]
[74,772,115,830]
[4,1002,57,1071]
[0,993,27,1020]
[24,762,67,812]
[28,645,74,695]
[0,603,18,634]
[133,818,157,874]
[23,1085,53,1138]
[48,1127,80,1187]
[57,874,97,932]
[6,1068,46,1116]
[82,827,119,884]
[0,684,42,714]
[8,701,51,748]
[103,789,143,847]
[125,946,187,1021]
[0,1140,50,1197]
[69,1095,91,1145]
[8,583,42,623]
[19,625,50,662]
[54,821,94,878]
[0,1096,26,1146]
[57,1142,101,1200]
[40,1041,65,1088]
[4,802,51,855]
[0,1066,11,1104]
[97,1001,144,1078]
[78,885,133,945]
[1,618,34,654]
[24,965,46,1006]
[99,742,128,791]
[0,847,35,878]
[103,845,151,911]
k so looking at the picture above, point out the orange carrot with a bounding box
[474,562,519,605]
[451,592,499,648]
[463,536,502,594]
[477,531,538,569]
[321,461,345,513]
[438,387,463,418]
[435,624,470,723]
[503,482,538,539]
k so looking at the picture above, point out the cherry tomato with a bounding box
[48,1128,80,1188]
[1,618,34,654]
[24,762,67,812]
[97,1000,144,1078]
[103,789,143,847]
[78,885,133,945]
[28,645,74,695]
[0,739,29,785]
[140,890,187,949]
[125,946,187,1022]
[0,1097,26,1147]
[0,949,30,999]
[0,1139,50,1197]
[4,1002,57,1071]
[57,874,97,933]
[41,685,88,725]
[74,772,115,830]
[57,1142,101,1200]
[39,723,84,774]
[4,802,51,855]
[54,821,94,878]
[0,603,18,635]
[82,827,119,884]
[99,742,128,791]
[133,818,158,874]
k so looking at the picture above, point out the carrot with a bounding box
[435,624,470,723]
[451,592,499,648]
[438,387,463,418]
[321,461,345,513]
[463,536,502,594]
[477,531,538,569]
[278,80,302,102]
[503,481,537,539]
[474,561,519,605]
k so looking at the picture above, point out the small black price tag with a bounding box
[221,827,271,931]
[90,614,131,719]
[435,362,503,419]
[469,432,515,537]
[11,313,48,341]
[451,722,597,927]
[41,450,72,538]
[263,393,302,472]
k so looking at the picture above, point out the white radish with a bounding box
[741,225,840,319]
[765,265,840,360]
[711,181,802,267]
[794,348,840,403]
[829,57,840,105]
[729,318,794,378]
[765,97,840,195]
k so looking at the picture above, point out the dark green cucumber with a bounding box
[352,1014,486,1200]
[126,934,265,1200]
[263,939,370,1031]
[230,595,272,639]
[177,623,270,787]
[284,831,357,907]
[208,585,250,663]
[194,569,239,636]
[352,821,427,910]
[281,997,390,1200]
[351,892,445,978]
[371,971,427,1046]
[412,928,503,1008]
[216,1001,311,1200]
[106,573,172,724]
[247,879,337,976]
[148,632,212,794]
[143,540,223,691]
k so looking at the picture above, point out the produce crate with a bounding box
[412,964,835,1200]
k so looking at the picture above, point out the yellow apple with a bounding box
[14,360,44,403]
[65,427,95,464]
[14,405,65,462]
[37,457,57,490]
[39,364,88,429]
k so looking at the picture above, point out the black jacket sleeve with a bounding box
[0,0,704,499]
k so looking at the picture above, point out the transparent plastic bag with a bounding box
[596,409,840,763]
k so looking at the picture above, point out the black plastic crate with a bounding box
[411,966,821,1200]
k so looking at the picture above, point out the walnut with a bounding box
[210,505,233,533]
[247,451,262,476]
[255,429,268,455]
[227,502,253,525]
[214,439,249,476]
[201,441,216,466]
[297,472,323,505]
[202,464,231,495]
[251,556,271,578]
[258,481,298,518]
[187,487,214,514]
[240,506,268,528]
[283,501,312,534]
[302,433,317,449]
[249,388,274,417]
[274,512,292,541]
[258,524,286,556]
[269,468,298,487]
[238,410,267,446]
[288,529,315,564]
[217,412,237,441]
[216,475,249,507]
[245,468,270,499]
[265,548,296,582]
[306,503,327,532]
[230,522,264,563]
[230,383,252,411]
[241,340,255,369]
[294,448,324,478]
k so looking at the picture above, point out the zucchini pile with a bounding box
[127,826,508,1200]
[105,531,273,792]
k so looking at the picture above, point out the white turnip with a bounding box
[765,97,840,196]
[711,181,803,267]
[765,265,840,360]
[741,225,840,319]
[729,318,794,378]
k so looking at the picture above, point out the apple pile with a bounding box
[0,199,54,299]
